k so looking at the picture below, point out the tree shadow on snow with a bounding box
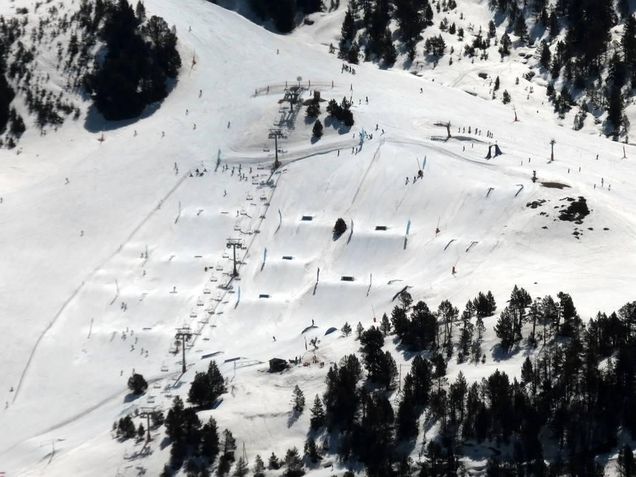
[490,344,521,362]
[324,116,351,135]
[123,392,142,403]
[287,410,300,428]
[83,78,178,133]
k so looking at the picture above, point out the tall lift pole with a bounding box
[226,238,244,277]
[175,327,195,374]
[269,129,284,170]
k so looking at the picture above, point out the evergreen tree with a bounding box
[283,447,304,477]
[312,119,323,138]
[232,457,249,477]
[623,15,636,78]
[539,40,551,70]
[117,415,136,439]
[200,417,220,462]
[304,436,321,463]
[513,16,528,43]
[495,308,515,351]
[396,373,419,440]
[339,7,357,61]
[380,313,391,335]
[127,373,148,394]
[253,455,266,477]
[268,452,280,470]
[499,32,511,57]
[309,394,325,430]
[86,0,181,120]
[292,385,305,414]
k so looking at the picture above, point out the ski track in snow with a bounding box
[13,172,191,403]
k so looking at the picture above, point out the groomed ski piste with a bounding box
[1,0,636,475]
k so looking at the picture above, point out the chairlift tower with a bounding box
[138,407,159,443]
[550,139,556,162]
[175,327,197,374]
[226,238,244,277]
[268,129,285,170]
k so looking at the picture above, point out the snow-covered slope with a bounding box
[1,0,635,475]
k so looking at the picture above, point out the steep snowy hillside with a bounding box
[1,0,636,476]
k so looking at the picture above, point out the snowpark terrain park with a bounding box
[1,0,636,475]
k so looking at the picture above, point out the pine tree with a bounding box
[513,16,528,43]
[607,84,625,137]
[306,102,320,118]
[380,313,391,335]
[347,41,360,64]
[232,457,249,477]
[339,7,357,60]
[208,361,227,396]
[127,373,148,394]
[396,374,419,440]
[502,90,511,104]
[312,119,323,138]
[495,308,515,352]
[539,40,551,70]
[309,395,326,430]
[283,447,304,477]
[165,396,185,441]
[253,455,266,477]
[118,415,136,439]
[499,32,511,57]
[268,452,280,470]
[494,76,500,91]
[217,429,237,476]
[341,321,352,336]
[200,417,219,462]
[304,436,321,463]
[292,385,305,414]
[356,322,364,340]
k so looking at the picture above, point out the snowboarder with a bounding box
[273,336,276,342]
[452,266,456,275]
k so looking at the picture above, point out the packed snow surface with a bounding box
[1,0,635,475]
